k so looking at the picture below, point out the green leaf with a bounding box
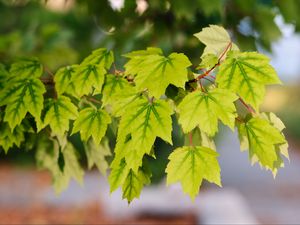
[122,167,151,203]
[217,51,281,110]
[198,53,218,69]
[237,116,286,172]
[124,48,191,98]
[261,112,289,176]
[0,78,46,129]
[72,107,111,144]
[0,122,25,153]
[42,96,78,135]
[35,135,67,193]
[111,92,141,117]
[84,138,111,175]
[116,97,173,171]
[108,160,130,193]
[36,135,60,173]
[73,64,105,97]
[102,74,136,108]
[72,48,113,97]
[110,134,133,169]
[54,65,78,96]
[10,58,43,79]
[36,136,84,194]
[178,88,238,136]
[101,73,139,117]
[166,146,221,200]
[81,48,114,69]
[194,25,239,55]
[60,142,84,185]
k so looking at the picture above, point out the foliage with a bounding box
[1,0,300,68]
[0,25,288,202]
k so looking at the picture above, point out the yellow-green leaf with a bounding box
[237,116,286,172]
[72,48,113,97]
[108,160,130,193]
[178,88,238,136]
[36,136,84,194]
[54,65,78,96]
[194,25,239,55]
[0,122,25,153]
[42,96,78,135]
[166,146,221,200]
[102,74,136,107]
[9,58,43,79]
[0,78,45,130]
[217,51,281,110]
[116,97,173,171]
[122,167,151,203]
[72,107,111,144]
[84,138,111,175]
[124,48,191,98]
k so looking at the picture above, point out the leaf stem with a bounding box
[44,66,54,77]
[40,77,54,85]
[85,96,102,105]
[239,97,255,114]
[187,41,232,85]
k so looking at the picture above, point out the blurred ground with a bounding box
[0,165,196,224]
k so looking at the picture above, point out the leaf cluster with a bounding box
[0,25,288,202]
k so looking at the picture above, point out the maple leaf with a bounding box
[108,160,130,193]
[194,25,239,55]
[237,116,286,172]
[217,51,281,110]
[0,78,45,129]
[116,97,173,171]
[54,65,78,96]
[166,146,221,200]
[72,106,111,144]
[124,48,191,98]
[178,88,238,136]
[9,58,43,79]
[122,167,151,203]
[36,136,84,194]
[84,138,111,175]
[72,48,113,96]
[41,96,78,135]
[102,74,136,104]
[0,122,25,153]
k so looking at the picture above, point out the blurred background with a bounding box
[1,0,300,224]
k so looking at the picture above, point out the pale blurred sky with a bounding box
[269,16,300,83]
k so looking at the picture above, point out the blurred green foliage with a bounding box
[1,0,300,70]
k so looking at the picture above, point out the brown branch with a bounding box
[187,41,233,85]
[40,77,54,85]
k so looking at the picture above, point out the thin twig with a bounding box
[40,77,54,85]
[44,67,54,77]
[239,97,255,114]
[187,41,233,85]
[202,77,215,84]
[85,96,102,105]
